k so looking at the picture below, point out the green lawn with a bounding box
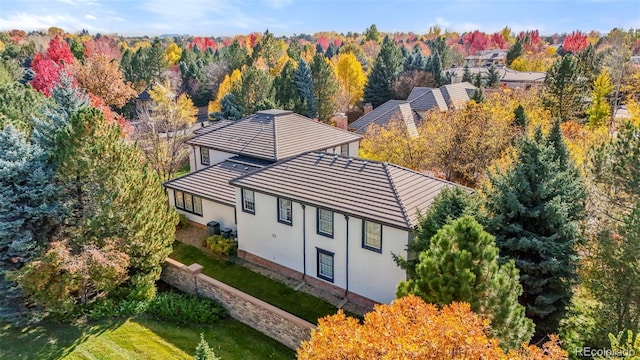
[170,242,341,324]
[0,317,294,360]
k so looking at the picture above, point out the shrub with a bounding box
[194,333,221,360]
[146,292,227,325]
[177,213,190,229]
[205,235,237,257]
[87,299,148,320]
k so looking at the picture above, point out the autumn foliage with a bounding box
[563,31,589,54]
[31,37,76,95]
[297,295,567,360]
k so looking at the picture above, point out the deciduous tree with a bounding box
[586,70,614,128]
[71,54,137,108]
[335,52,366,108]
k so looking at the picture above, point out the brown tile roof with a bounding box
[188,110,361,161]
[230,152,469,229]
[193,120,235,135]
[348,100,420,135]
[164,156,264,206]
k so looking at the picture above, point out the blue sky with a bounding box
[1,0,638,37]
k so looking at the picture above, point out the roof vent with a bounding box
[232,164,237,167]
[347,158,353,163]
[363,160,368,165]
[244,166,249,170]
[334,155,338,160]
[318,153,324,158]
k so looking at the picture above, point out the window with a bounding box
[242,189,255,214]
[174,190,202,216]
[363,220,382,252]
[184,193,193,212]
[317,208,333,237]
[200,147,210,166]
[193,196,202,215]
[175,190,184,209]
[278,198,292,225]
[317,249,334,282]
[340,144,349,156]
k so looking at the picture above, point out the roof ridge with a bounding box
[382,162,412,228]
[290,113,363,137]
[272,114,279,159]
[353,101,406,132]
[385,163,475,192]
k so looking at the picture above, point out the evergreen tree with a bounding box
[393,187,485,279]
[364,24,381,43]
[576,44,603,87]
[231,66,273,115]
[363,38,403,107]
[543,54,587,122]
[514,104,528,127]
[220,40,248,71]
[471,87,485,103]
[485,64,500,87]
[216,93,243,120]
[462,64,472,83]
[194,333,220,360]
[427,51,444,86]
[397,216,534,350]
[0,81,49,136]
[295,59,316,117]
[273,60,303,111]
[0,125,59,321]
[485,124,586,340]
[506,38,523,66]
[310,53,338,122]
[404,44,427,72]
[472,71,483,88]
[324,43,338,59]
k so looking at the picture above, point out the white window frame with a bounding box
[193,196,202,215]
[278,198,292,225]
[200,147,210,166]
[340,143,349,156]
[175,190,184,209]
[242,189,255,214]
[184,193,193,212]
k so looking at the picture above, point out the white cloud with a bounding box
[0,12,101,32]
[85,14,96,20]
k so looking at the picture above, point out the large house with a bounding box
[165,109,361,231]
[229,151,463,305]
[464,49,507,67]
[349,82,475,135]
[164,109,467,306]
[447,66,546,89]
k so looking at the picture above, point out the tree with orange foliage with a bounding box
[71,54,137,108]
[297,295,567,360]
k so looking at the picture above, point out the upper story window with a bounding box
[200,147,210,166]
[317,208,334,237]
[242,189,255,214]
[340,144,349,156]
[363,220,382,252]
[278,198,292,225]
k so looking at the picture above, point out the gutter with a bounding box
[345,214,349,298]
[302,204,306,279]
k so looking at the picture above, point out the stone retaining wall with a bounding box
[161,258,315,350]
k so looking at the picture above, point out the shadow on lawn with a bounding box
[0,318,126,360]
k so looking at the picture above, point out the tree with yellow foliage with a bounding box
[208,69,241,113]
[136,82,197,181]
[335,52,366,109]
[165,42,182,66]
[297,295,567,360]
[587,70,614,128]
[359,118,426,171]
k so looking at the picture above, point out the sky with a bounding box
[1,0,638,37]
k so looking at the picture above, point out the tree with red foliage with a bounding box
[88,94,132,136]
[463,30,489,55]
[518,30,544,53]
[30,54,62,96]
[316,35,330,52]
[563,31,589,54]
[8,29,27,44]
[83,36,122,60]
[46,37,75,65]
[188,37,216,52]
[248,32,260,48]
[491,32,507,49]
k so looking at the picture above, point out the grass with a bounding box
[170,242,341,324]
[0,316,294,360]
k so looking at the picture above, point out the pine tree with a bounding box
[506,38,523,66]
[273,59,302,110]
[194,333,220,360]
[220,40,248,71]
[462,64,472,83]
[310,53,338,122]
[543,54,587,122]
[0,81,48,136]
[393,187,485,279]
[232,66,273,115]
[363,37,403,107]
[514,104,528,127]
[397,216,534,350]
[295,59,316,118]
[485,64,500,87]
[404,44,427,71]
[428,51,444,86]
[217,93,243,120]
[485,124,586,340]
[471,87,485,103]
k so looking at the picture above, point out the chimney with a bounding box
[363,103,373,114]
[332,112,348,130]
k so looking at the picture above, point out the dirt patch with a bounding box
[175,225,209,249]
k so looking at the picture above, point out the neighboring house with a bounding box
[447,66,546,89]
[164,109,362,231]
[229,151,467,305]
[349,82,475,134]
[464,49,507,67]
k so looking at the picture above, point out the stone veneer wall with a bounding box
[161,258,315,350]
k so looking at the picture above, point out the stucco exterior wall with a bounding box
[193,146,235,171]
[321,140,360,158]
[168,189,237,230]
[235,188,408,304]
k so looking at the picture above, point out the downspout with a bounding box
[344,214,349,298]
[302,204,306,279]
[192,146,197,171]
